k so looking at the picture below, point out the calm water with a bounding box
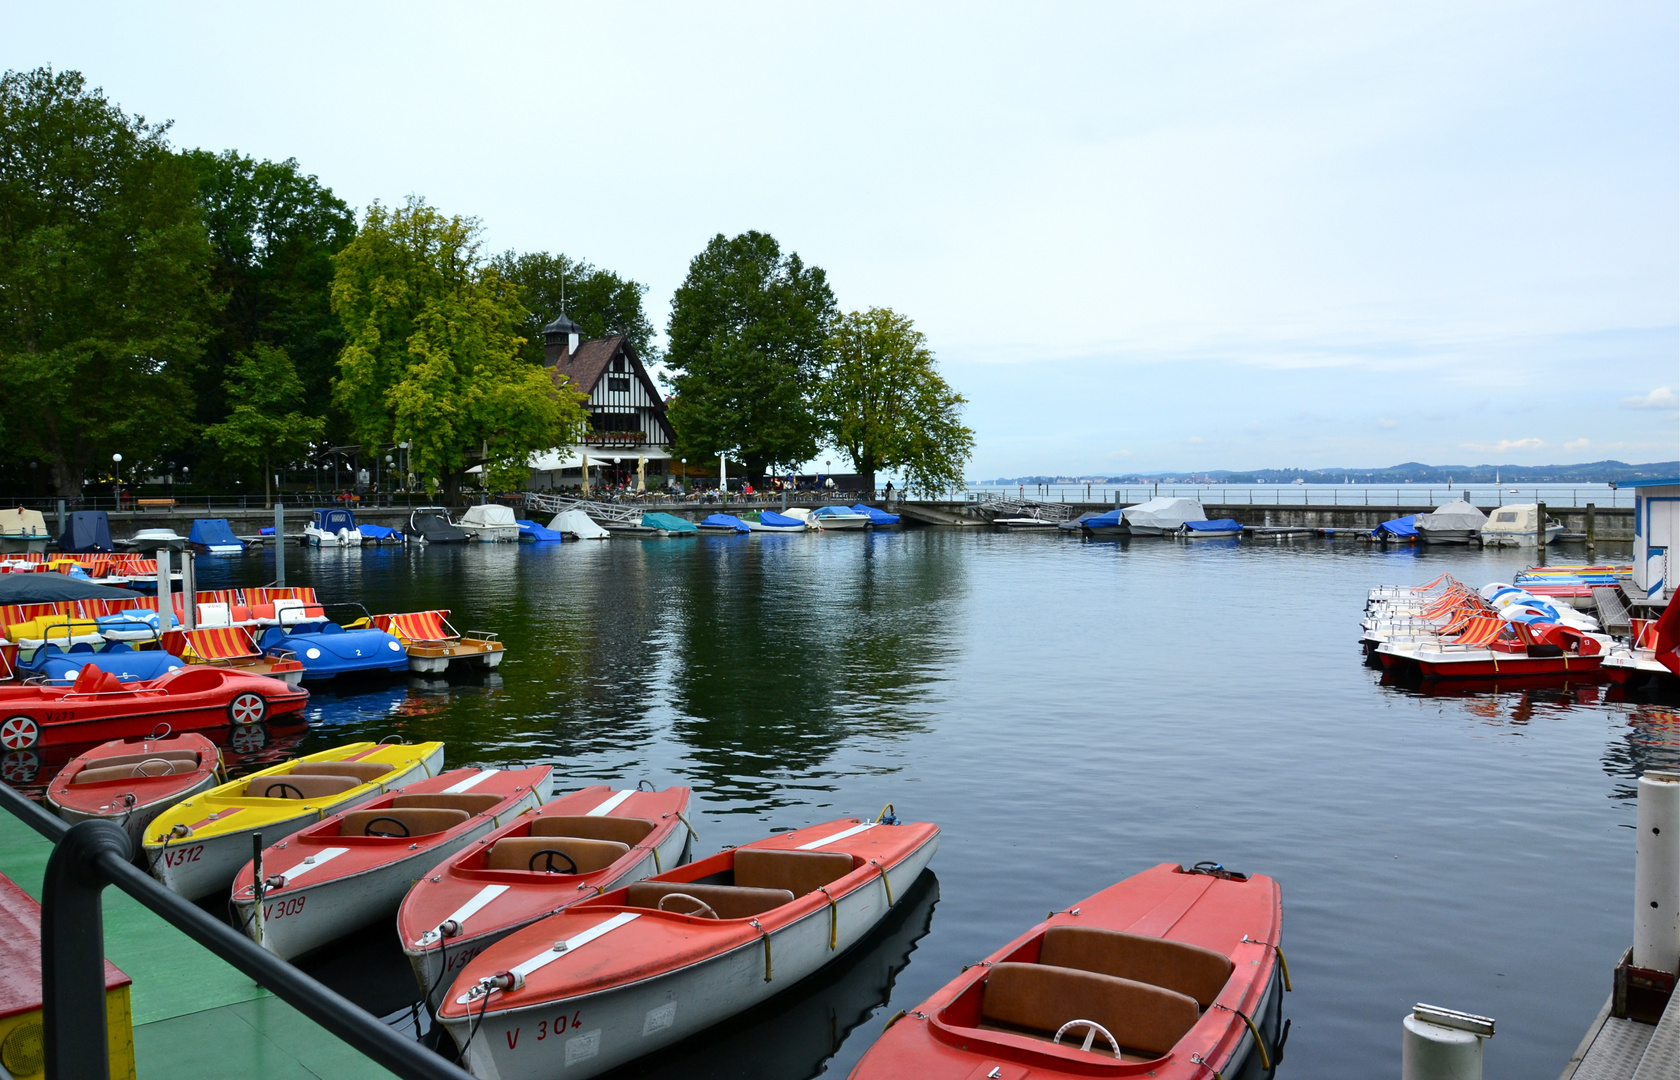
[53,533,1680,1077]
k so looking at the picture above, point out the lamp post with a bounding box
[112,453,123,510]
[680,458,686,493]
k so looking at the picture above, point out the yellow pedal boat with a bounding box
[143,740,445,900]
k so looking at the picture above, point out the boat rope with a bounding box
[875,803,898,825]
[882,1009,906,1032]
[1213,1004,1271,1073]
[676,811,699,842]
[819,886,838,949]
[872,860,893,905]
[750,919,772,981]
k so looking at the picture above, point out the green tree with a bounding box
[819,308,974,496]
[491,251,656,364]
[331,197,589,498]
[203,344,324,506]
[665,231,836,478]
[0,67,216,495]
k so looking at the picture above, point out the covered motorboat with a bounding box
[460,503,520,542]
[1481,503,1563,547]
[0,507,50,554]
[516,519,564,542]
[811,506,871,530]
[1371,514,1419,543]
[640,512,698,536]
[406,508,470,544]
[1181,518,1243,538]
[437,813,939,1080]
[231,765,551,959]
[850,862,1285,1080]
[1123,498,1206,536]
[852,503,901,528]
[45,733,221,841]
[1415,501,1488,545]
[188,518,244,555]
[751,510,809,533]
[1080,508,1127,537]
[548,510,610,540]
[699,513,751,533]
[127,528,187,553]
[59,511,113,554]
[357,522,404,544]
[305,508,360,547]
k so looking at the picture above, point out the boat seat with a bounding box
[733,848,855,897]
[625,880,795,920]
[979,962,1200,1060]
[392,793,502,814]
[488,836,630,874]
[72,760,196,785]
[1039,927,1234,1010]
[339,807,468,837]
[78,750,199,772]
[255,774,360,799]
[530,815,656,846]
[292,761,391,783]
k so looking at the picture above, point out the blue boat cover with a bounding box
[850,503,900,525]
[358,523,402,540]
[1082,508,1124,528]
[700,514,751,532]
[757,510,805,528]
[516,519,564,542]
[313,508,357,532]
[1184,518,1243,532]
[640,512,697,533]
[59,511,112,553]
[813,505,863,518]
[188,518,241,546]
[1373,514,1418,538]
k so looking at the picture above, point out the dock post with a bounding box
[155,546,170,627]
[274,502,286,586]
[1585,503,1596,554]
[1402,1004,1494,1080]
[56,498,65,537]
[1635,771,1680,972]
[1536,501,1547,566]
[182,550,196,630]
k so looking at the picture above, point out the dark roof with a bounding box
[541,310,582,341]
[550,335,675,443]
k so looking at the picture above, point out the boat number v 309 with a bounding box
[163,845,204,867]
[263,897,306,920]
[507,1013,582,1049]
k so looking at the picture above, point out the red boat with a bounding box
[43,732,221,841]
[1378,618,1607,680]
[0,664,307,752]
[849,862,1286,1080]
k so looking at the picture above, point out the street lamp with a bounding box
[112,453,123,509]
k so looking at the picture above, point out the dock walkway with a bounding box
[1561,991,1680,1080]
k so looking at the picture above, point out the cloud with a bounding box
[1622,386,1679,410]
[1377,418,1398,429]
[1460,437,1545,453]
[1564,438,1590,452]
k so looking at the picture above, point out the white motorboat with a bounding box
[0,507,50,554]
[304,508,361,547]
[810,506,871,530]
[993,515,1060,530]
[548,510,611,540]
[127,528,188,553]
[1481,504,1564,547]
[459,504,521,542]
[1122,497,1206,536]
[749,510,810,532]
[1415,501,1489,544]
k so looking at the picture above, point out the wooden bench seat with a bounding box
[624,880,794,920]
[980,961,1200,1061]
[254,774,359,800]
[529,815,656,846]
[291,761,391,783]
[1039,927,1234,1009]
[339,807,468,837]
[488,836,630,874]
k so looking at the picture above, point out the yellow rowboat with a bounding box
[143,740,445,900]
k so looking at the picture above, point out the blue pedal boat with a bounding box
[255,605,408,681]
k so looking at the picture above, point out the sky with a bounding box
[6,2,1677,477]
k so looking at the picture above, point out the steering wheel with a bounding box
[363,816,411,837]
[527,848,578,874]
[132,758,176,777]
[264,781,304,800]
[1053,1019,1122,1059]
[656,892,719,919]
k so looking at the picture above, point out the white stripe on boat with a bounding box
[418,884,511,945]
[455,913,641,1001]
[797,822,877,850]
[587,790,634,817]
[275,847,350,885]
[444,769,500,793]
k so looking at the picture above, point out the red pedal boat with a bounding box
[398,783,693,1010]
[0,664,308,752]
[44,732,222,841]
[848,862,1287,1080]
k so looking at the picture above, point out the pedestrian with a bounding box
[884,479,895,503]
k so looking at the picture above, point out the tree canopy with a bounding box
[819,308,974,495]
[330,197,589,496]
[203,344,324,505]
[0,67,216,495]
[491,251,656,365]
[665,231,836,478]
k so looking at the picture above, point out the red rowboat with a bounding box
[848,862,1287,1080]
[44,732,221,841]
[398,783,693,1010]
[0,664,308,752]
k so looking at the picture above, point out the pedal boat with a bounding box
[230,765,551,959]
[1377,619,1607,680]
[367,610,505,675]
[848,862,1287,1080]
[437,813,939,1080]
[0,664,307,754]
[143,740,445,900]
[399,783,693,1010]
[45,732,221,841]
[257,611,409,681]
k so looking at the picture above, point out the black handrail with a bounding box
[0,783,472,1080]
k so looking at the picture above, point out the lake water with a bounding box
[29,531,1680,1079]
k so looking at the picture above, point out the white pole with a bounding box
[154,546,171,633]
[1635,770,1680,971]
[1401,1004,1493,1080]
[719,453,727,499]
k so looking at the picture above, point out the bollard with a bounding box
[274,502,286,586]
[1536,500,1547,566]
[56,498,66,538]
[1634,771,1680,972]
[1585,503,1596,552]
[181,550,196,631]
[155,546,171,629]
[1401,1004,1494,1080]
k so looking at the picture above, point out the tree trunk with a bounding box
[858,453,877,499]
[51,457,83,498]
[443,470,462,506]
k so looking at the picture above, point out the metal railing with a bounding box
[0,783,470,1080]
[969,485,1636,509]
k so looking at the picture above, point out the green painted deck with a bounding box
[0,811,396,1079]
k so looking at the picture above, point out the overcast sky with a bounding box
[7,2,1677,476]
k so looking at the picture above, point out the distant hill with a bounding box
[987,460,1679,485]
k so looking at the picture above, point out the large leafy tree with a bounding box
[665,231,836,478]
[203,344,324,506]
[0,67,216,496]
[491,251,656,365]
[819,308,974,496]
[331,197,589,498]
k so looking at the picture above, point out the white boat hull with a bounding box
[48,770,220,845]
[468,527,522,543]
[747,523,806,533]
[442,835,938,1080]
[812,517,870,530]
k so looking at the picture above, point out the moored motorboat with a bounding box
[749,510,809,533]
[993,514,1060,530]
[230,765,551,959]
[639,512,699,537]
[1414,501,1487,545]
[406,508,471,544]
[0,507,51,554]
[460,504,521,542]
[848,861,1286,1080]
[45,732,222,841]
[851,503,901,529]
[143,740,445,900]
[698,514,751,533]
[437,811,939,1079]
[304,508,360,547]
[1081,508,1128,537]
[1123,498,1206,537]
[1180,518,1243,539]
[1480,503,1563,547]
[188,518,246,555]
[811,506,871,530]
[399,783,693,1010]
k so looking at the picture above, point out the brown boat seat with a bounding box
[254,774,360,800]
[529,815,657,846]
[73,760,198,785]
[733,848,855,897]
[291,761,391,783]
[79,750,200,772]
[487,836,630,874]
[624,880,795,920]
[339,807,468,837]
[980,962,1200,1060]
[392,793,502,814]
[1039,927,1234,1010]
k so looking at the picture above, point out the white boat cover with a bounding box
[1416,502,1488,532]
[1122,497,1207,531]
[548,509,610,540]
[0,507,48,537]
[459,504,518,529]
[1482,503,1552,538]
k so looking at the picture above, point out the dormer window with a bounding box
[610,357,626,372]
